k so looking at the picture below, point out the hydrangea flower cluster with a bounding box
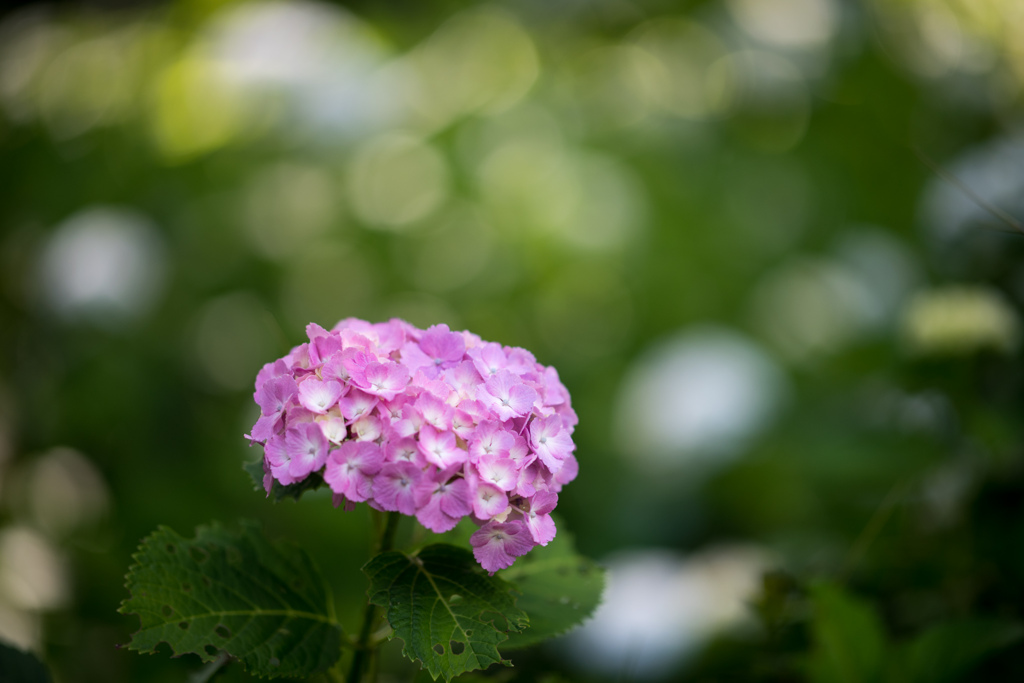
[247,318,578,573]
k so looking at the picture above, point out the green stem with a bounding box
[348,512,401,683]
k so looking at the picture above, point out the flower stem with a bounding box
[348,512,401,683]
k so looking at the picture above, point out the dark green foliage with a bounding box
[0,641,52,683]
[243,458,326,503]
[120,521,342,678]
[498,531,605,649]
[897,619,1024,683]
[364,544,528,681]
[804,583,1023,683]
[806,583,887,683]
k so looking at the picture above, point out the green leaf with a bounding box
[119,520,342,679]
[497,530,605,649]
[364,543,529,681]
[806,583,887,683]
[0,641,52,683]
[244,458,326,503]
[897,618,1024,683]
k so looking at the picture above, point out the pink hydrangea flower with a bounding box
[324,441,383,503]
[247,317,577,572]
[470,521,535,573]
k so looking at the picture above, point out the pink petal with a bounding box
[255,376,297,415]
[339,389,379,421]
[418,425,467,469]
[475,455,518,491]
[438,477,472,518]
[297,378,344,414]
[285,423,328,479]
[416,495,460,533]
[472,482,508,519]
[419,324,466,366]
[470,521,534,573]
[554,453,578,485]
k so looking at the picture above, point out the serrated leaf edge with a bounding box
[118,521,342,679]
[366,545,528,681]
[499,555,606,648]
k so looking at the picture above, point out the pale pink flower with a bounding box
[324,441,383,502]
[471,480,509,520]
[524,491,558,545]
[529,415,575,472]
[468,342,508,378]
[470,521,535,573]
[474,455,518,492]
[444,361,482,401]
[418,425,467,469]
[385,436,425,467]
[360,361,410,400]
[264,434,296,485]
[373,462,431,515]
[297,378,344,415]
[255,375,297,417]
[468,421,515,460]
[416,474,471,533]
[352,414,383,442]
[479,370,537,421]
[418,324,466,367]
[554,453,579,486]
[414,392,453,432]
[339,389,378,421]
[284,423,329,480]
[315,408,347,444]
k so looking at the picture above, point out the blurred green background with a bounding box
[3,0,1024,680]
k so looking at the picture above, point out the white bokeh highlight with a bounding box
[615,327,787,470]
[37,206,166,326]
[204,0,398,136]
[564,546,772,680]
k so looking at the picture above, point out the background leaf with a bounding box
[806,583,887,683]
[0,641,52,683]
[897,618,1024,683]
[243,458,326,503]
[365,543,528,681]
[119,520,342,679]
[498,530,605,649]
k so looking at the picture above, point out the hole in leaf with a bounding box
[204,645,218,657]
[215,624,231,639]
[162,605,173,618]
[165,544,176,554]
[181,583,192,592]
[433,644,444,655]
[189,546,209,563]
[269,657,280,667]
[449,640,465,655]
[465,630,473,637]
[448,594,462,604]
[178,622,189,630]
